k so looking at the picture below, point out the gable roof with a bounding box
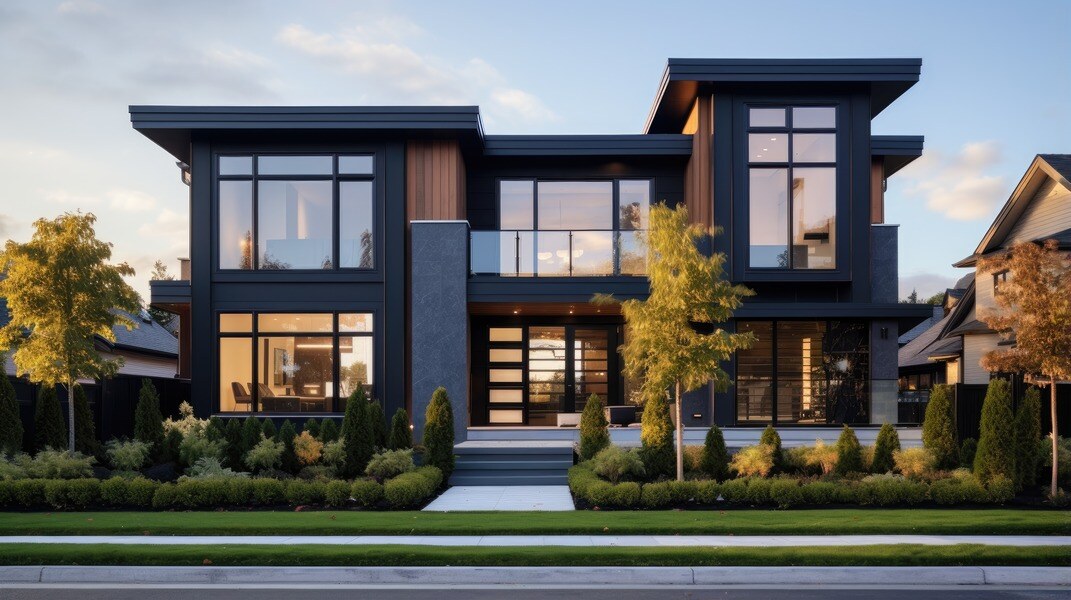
[898,305,944,346]
[898,310,954,368]
[954,154,1071,267]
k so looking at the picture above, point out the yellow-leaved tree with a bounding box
[0,213,141,453]
[977,239,1071,497]
[596,203,755,481]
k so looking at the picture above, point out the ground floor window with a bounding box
[736,320,869,425]
[218,312,373,413]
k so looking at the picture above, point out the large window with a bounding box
[218,312,374,414]
[747,106,837,270]
[217,154,375,271]
[736,320,869,425]
[471,179,650,276]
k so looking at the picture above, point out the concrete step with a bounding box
[448,474,569,486]
[454,446,573,456]
[453,460,574,471]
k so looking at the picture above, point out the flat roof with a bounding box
[482,134,692,157]
[871,135,925,177]
[644,58,922,133]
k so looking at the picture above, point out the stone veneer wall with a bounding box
[410,221,469,443]
[870,224,899,424]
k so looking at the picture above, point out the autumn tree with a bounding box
[596,203,755,481]
[977,239,1071,497]
[0,213,141,453]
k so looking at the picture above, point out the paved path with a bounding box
[2,535,1068,547]
[423,485,575,511]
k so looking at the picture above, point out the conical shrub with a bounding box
[760,425,783,471]
[1013,387,1042,489]
[0,364,24,454]
[578,394,610,461]
[341,387,375,478]
[834,425,863,475]
[319,418,339,443]
[71,384,100,457]
[700,424,729,480]
[870,422,900,473]
[133,379,164,454]
[922,384,958,469]
[974,378,1015,483]
[278,419,299,473]
[368,400,387,449]
[261,418,277,441]
[33,386,66,451]
[240,416,262,456]
[388,408,412,450]
[423,387,455,478]
[639,391,674,480]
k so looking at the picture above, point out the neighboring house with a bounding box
[899,154,1071,386]
[2,301,182,445]
[134,58,932,447]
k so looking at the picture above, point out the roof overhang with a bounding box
[644,58,922,133]
[955,154,1071,267]
[734,301,935,332]
[871,135,924,178]
[130,105,486,163]
[482,134,693,158]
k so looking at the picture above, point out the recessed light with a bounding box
[512,309,519,314]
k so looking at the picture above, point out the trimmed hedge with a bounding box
[0,467,444,510]
[568,465,1016,509]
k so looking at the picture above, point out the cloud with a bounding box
[0,214,16,238]
[107,189,157,212]
[901,141,1006,221]
[56,0,103,15]
[899,272,958,302]
[42,189,99,207]
[276,21,558,125]
[137,208,188,253]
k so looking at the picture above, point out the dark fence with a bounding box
[897,390,929,425]
[952,382,1069,441]
[10,375,190,452]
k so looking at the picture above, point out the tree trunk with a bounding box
[67,377,75,454]
[1051,377,1059,498]
[675,380,684,482]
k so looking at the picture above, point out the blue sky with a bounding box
[0,0,1067,299]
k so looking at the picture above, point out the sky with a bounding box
[0,0,1068,301]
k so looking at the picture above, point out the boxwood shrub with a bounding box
[350,479,384,507]
[383,466,443,508]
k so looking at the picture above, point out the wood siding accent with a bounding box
[683,96,713,226]
[871,158,884,224]
[406,139,466,221]
[963,333,1000,385]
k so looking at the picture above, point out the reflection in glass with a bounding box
[219,338,253,412]
[500,180,534,230]
[339,313,373,332]
[618,231,647,276]
[792,168,836,269]
[570,231,614,276]
[340,181,374,269]
[750,108,786,127]
[339,336,373,400]
[339,155,374,175]
[573,329,609,411]
[736,321,773,423]
[749,169,789,268]
[528,327,566,426]
[219,181,253,269]
[535,231,571,276]
[219,156,252,176]
[258,155,333,176]
[792,134,836,163]
[792,107,836,129]
[618,181,650,230]
[537,181,612,230]
[258,181,333,269]
[748,133,788,162]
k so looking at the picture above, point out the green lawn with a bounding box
[0,543,1065,567]
[0,509,1067,536]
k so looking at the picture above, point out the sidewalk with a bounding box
[2,535,1069,546]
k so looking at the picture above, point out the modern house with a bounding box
[898,154,1071,437]
[135,58,933,481]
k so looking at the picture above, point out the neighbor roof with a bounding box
[0,301,177,358]
[644,58,922,133]
[954,154,1071,267]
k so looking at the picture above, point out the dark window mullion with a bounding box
[771,320,778,425]
[251,311,259,413]
[252,157,259,271]
[333,312,340,413]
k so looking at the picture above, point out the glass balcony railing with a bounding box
[470,230,647,277]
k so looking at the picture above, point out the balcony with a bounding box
[470,230,647,277]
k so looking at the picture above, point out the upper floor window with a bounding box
[472,179,650,276]
[747,106,837,270]
[217,154,375,271]
[993,270,1009,297]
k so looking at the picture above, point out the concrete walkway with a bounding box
[423,486,575,511]
[2,535,1068,547]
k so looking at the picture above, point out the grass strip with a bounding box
[0,509,1067,537]
[0,543,1066,567]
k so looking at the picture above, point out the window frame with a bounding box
[215,152,378,274]
[215,310,375,414]
[992,270,1009,297]
[733,96,853,282]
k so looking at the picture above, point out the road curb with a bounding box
[0,566,1067,586]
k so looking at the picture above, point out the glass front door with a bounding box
[485,324,615,425]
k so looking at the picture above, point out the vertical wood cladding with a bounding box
[683,96,713,227]
[871,158,884,224]
[406,139,466,221]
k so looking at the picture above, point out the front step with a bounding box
[450,441,574,486]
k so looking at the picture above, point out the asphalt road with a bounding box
[2,586,1068,599]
